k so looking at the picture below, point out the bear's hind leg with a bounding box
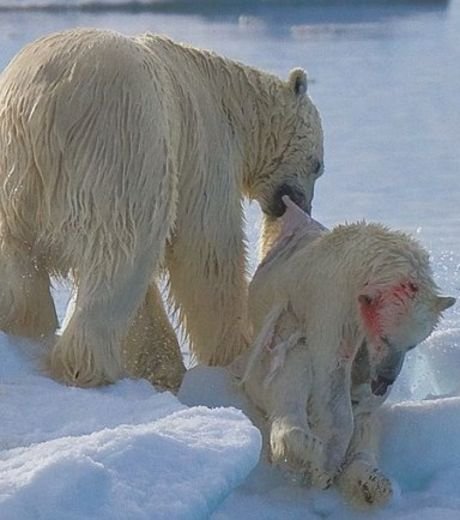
[123,282,186,393]
[48,247,154,387]
[0,240,58,340]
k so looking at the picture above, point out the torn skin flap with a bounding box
[257,196,328,272]
[280,195,328,239]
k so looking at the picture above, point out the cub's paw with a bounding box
[270,421,331,489]
[337,459,393,508]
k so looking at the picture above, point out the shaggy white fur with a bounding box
[239,198,455,507]
[0,28,323,389]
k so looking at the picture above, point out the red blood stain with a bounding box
[359,294,383,339]
[359,279,417,341]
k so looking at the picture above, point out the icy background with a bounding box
[0,0,459,518]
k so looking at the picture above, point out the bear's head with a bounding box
[250,68,324,219]
[358,275,455,396]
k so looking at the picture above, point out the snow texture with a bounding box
[0,337,261,520]
[181,364,460,520]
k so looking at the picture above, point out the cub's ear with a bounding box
[288,68,307,97]
[358,284,381,307]
[436,296,456,312]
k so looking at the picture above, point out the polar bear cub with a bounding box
[240,197,455,507]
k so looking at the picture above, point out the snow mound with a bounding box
[180,365,460,520]
[0,336,262,520]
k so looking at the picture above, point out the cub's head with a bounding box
[358,278,455,396]
[251,69,324,218]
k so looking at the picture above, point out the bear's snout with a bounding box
[268,184,309,217]
[370,349,405,396]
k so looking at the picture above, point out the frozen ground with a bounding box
[0,0,459,518]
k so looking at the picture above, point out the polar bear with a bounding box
[0,28,323,389]
[239,197,455,507]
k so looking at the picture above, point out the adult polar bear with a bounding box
[0,28,323,389]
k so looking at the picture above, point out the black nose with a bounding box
[371,349,405,397]
[268,184,307,218]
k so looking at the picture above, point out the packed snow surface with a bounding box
[0,338,261,519]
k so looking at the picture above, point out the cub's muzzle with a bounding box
[371,350,406,396]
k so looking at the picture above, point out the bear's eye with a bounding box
[312,159,322,176]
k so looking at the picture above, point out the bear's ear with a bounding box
[288,68,308,97]
[436,296,456,312]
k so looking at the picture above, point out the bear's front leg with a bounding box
[335,412,392,508]
[166,192,250,367]
[302,329,361,481]
[308,360,356,479]
[262,343,331,489]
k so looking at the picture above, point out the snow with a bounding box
[0,0,459,518]
[4,328,460,519]
[0,338,262,519]
[178,363,460,520]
